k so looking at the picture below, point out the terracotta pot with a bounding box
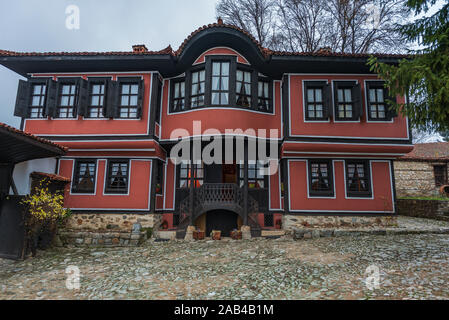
[193,231,205,240]
[211,230,221,241]
[230,230,242,240]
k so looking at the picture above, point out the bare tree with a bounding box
[216,0,408,53]
[412,128,444,144]
[216,0,277,47]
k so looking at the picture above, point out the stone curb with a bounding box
[293,228,449,240]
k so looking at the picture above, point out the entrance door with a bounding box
[206,210,238,237]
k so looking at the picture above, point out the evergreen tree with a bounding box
[368,0,449,132]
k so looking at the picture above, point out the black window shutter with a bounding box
[385,86,398,119]
[105,80,119,118]
[14,80,31,117]
[45,79,58,118]
[323,83,332,119]
[77,79,89,117]
[136,79,144,119]
[352,83,362,120]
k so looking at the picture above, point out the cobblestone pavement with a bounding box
[1,232,449,300]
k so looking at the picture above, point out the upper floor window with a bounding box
[345,160,372,197]
[309,160,334,197]
[169,56,273,113]
[87,81,106,118]
[30,84,47,118]
[236,69,251,108]
[57,82,78,118]
[334,81,361,121]
[304,81,331,121]
[191,70,205,108]
[211,61,230,105]
[105,160,130,194]
[366,81,397,121]
[72,160,97,194]
[172,80,186,112]
[119,82,139,118]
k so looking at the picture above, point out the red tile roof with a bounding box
[0,122,68,152]
[0,21,410,60]
[400,142,449,161]
[30,172,71,183]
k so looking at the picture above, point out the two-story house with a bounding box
[0,20,413,239]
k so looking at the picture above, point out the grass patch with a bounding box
[399,196,449,201]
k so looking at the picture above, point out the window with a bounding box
[30,84,47,118]
[258,79,270,111]
[191,70,205,108]
[336,87,353,119]
[58,83,78,118]
[155,160,164,195]
[264,214,274,227]
[178,162,204,188]
[334,82,361,121]
[173,213,180,227]
[119,83,139,118]
[236,69,251,108]
[105,160,130,194]
[239,161,267,189]
[434,165,448,187]
[87,82,106,118]
[72,160,96,194]
[346,160,372,197]
[309,160,334,197]
[211,61,230,105]
[172,80,186,112]
[366,81,396,121]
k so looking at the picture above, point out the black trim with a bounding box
[366,80,397,121]
[345,159,372,198]
[304,81,329,121]
[308,159,334,197]
[71,159,97,194]
[104,159,130,194]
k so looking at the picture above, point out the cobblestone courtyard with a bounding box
[2,229,449,300]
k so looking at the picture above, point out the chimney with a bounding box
[317,47,332,54]
[132,44,148,53]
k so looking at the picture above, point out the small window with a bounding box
[57,83,78,118]
[87,82,106,118]
[264,214,274,227]
[236,70,251,108]
[239,161,267,189]
[105,160,130,194]
[336,87,353,119]
[119,83,139,118]
[155,160,164,195]
[257,79,270,111]
[179,162,204,188]
[434,165,448,187]
[191,70,205,108]
[72,160,96,194]
[346,160,372,197]
[30,84,47,118]
[309,160,334,197]
[173,213,180,227]
[211,61,230,105]
[366,82,392,121]
[172,80,186,112]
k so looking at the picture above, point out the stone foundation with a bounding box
[397,199,449,221]
[59,213,162,247]
[283,215,398,232]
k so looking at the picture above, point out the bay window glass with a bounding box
[211,61,229,105]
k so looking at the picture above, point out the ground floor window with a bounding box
[345,160,372,198]
[105,160,130,194]
[264,213,274,227]
[178,162,204,188]
[308,160,334,197]
[155,160,164,195]
[72,160,96,194]
[434,164,448,187]
[239,161,267,189]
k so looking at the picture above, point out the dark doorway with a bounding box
[206,210,238,237]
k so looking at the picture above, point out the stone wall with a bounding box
[394,161,448,197]
[397,199,449,221]
[58,213,162,247]
[283,215,398,232]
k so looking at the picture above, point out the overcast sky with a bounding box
[0,0,445,133]
[0,0,217,127]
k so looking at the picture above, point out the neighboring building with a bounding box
[0,20,413,238]
[395,142,449,197]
